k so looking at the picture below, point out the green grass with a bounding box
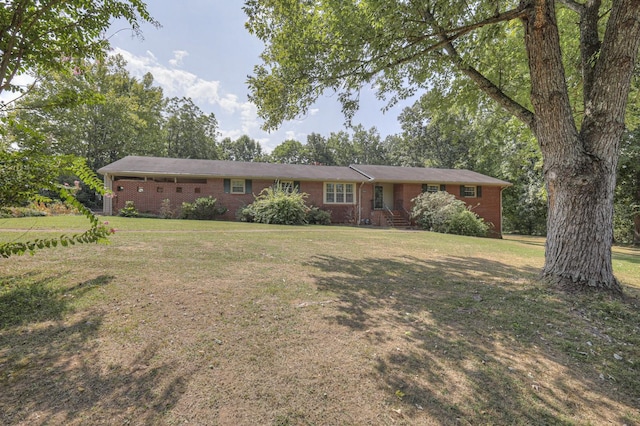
[0,216,639,425]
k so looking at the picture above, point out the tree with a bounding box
[245,0,640,294]
[270,139,307,164]
[350,125,387,165]
[615,131,640,245]
[7,55,166,170]
[304,132,334,165]
[0,0,155,257]
[0,0,156,99]
[219,135,265,162]
[165,97,219,160]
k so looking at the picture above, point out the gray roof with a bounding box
[350,164,511,186]
[98,156,511,186]
[98,156,365,181]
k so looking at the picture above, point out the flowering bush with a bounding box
[411,191,489,237]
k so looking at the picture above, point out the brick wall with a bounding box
[108,177,503,236]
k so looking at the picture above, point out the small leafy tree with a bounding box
[118,201,139,217]
[246,185,309,225]
[411,191,488,237]
[179,197,227,220]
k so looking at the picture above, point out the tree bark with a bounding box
[522,0,640,294]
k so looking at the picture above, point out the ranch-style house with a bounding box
[98,156,511,237]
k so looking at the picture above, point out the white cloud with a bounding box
[168,50,189,67]
[110,47,295,152]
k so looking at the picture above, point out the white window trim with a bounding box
[324,182,356,204]
[231,179,246,194]
[279,180,294,192]
[425,184,439,193]
[462,185,477,198]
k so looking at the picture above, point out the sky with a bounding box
[107,1,412,153]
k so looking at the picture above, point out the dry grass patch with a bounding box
[0,217,639,425]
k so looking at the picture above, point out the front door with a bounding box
[374,185,384,209]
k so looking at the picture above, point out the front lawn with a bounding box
[1,216,638,424]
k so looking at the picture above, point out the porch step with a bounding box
[383,210,412,228]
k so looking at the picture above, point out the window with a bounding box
[176,187,183,193]
[324,182,355,204]
[460,185,482,198]
[231,179,245,194]
[224,179,252,194]
[117,186,124,192]
[278,180,294,193]
[137,187,144,193]
[422,184,446,193]
[195,187,201,194]
[157,187,163,193]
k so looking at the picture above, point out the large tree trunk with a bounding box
[523,0,640,294]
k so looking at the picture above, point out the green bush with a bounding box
[236,204,256,222]
[180,197,227,220]
[446,209,490,237]
[118,200,139,217]
[411,191,488,237]
[0,207,47,218]
[248,185,309,225]
[306,206,332,225]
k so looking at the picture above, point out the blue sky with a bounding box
[108,1,411,152]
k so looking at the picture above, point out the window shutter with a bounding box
[245,179,252,194]
[294,181,301,191]
[477,186,482,198]
[460,185,465,197]
[440,184,446,192]
[421,184,428,193]
[224,179,230,193]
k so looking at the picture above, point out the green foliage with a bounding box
[179,197,227,220]
[306,206,332,225]
[614,131,640,245]
[0,1,156,99]
[165,97,219,160]
[118,201,139,217]
[219,135,266,162]
[0,207,47,218]
[411,191,488,237]
[446,209,490,237]
[245,184,309,225]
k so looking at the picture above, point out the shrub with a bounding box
[0,207,47,218]
[159,199,174,219]
[118,201,139,217]
[236,204,256,222]
[180,197,227,220]
[446,209,490,237]
[411,191,488,237]
[28,201,79,215]
[249,185,309,225]
[306,206,332,225]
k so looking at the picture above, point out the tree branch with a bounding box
[421,8,536,130]
[556,0,584,13]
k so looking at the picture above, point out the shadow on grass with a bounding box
[0,272,192,425]
[307,254,639,425]
[0,273,114,328]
